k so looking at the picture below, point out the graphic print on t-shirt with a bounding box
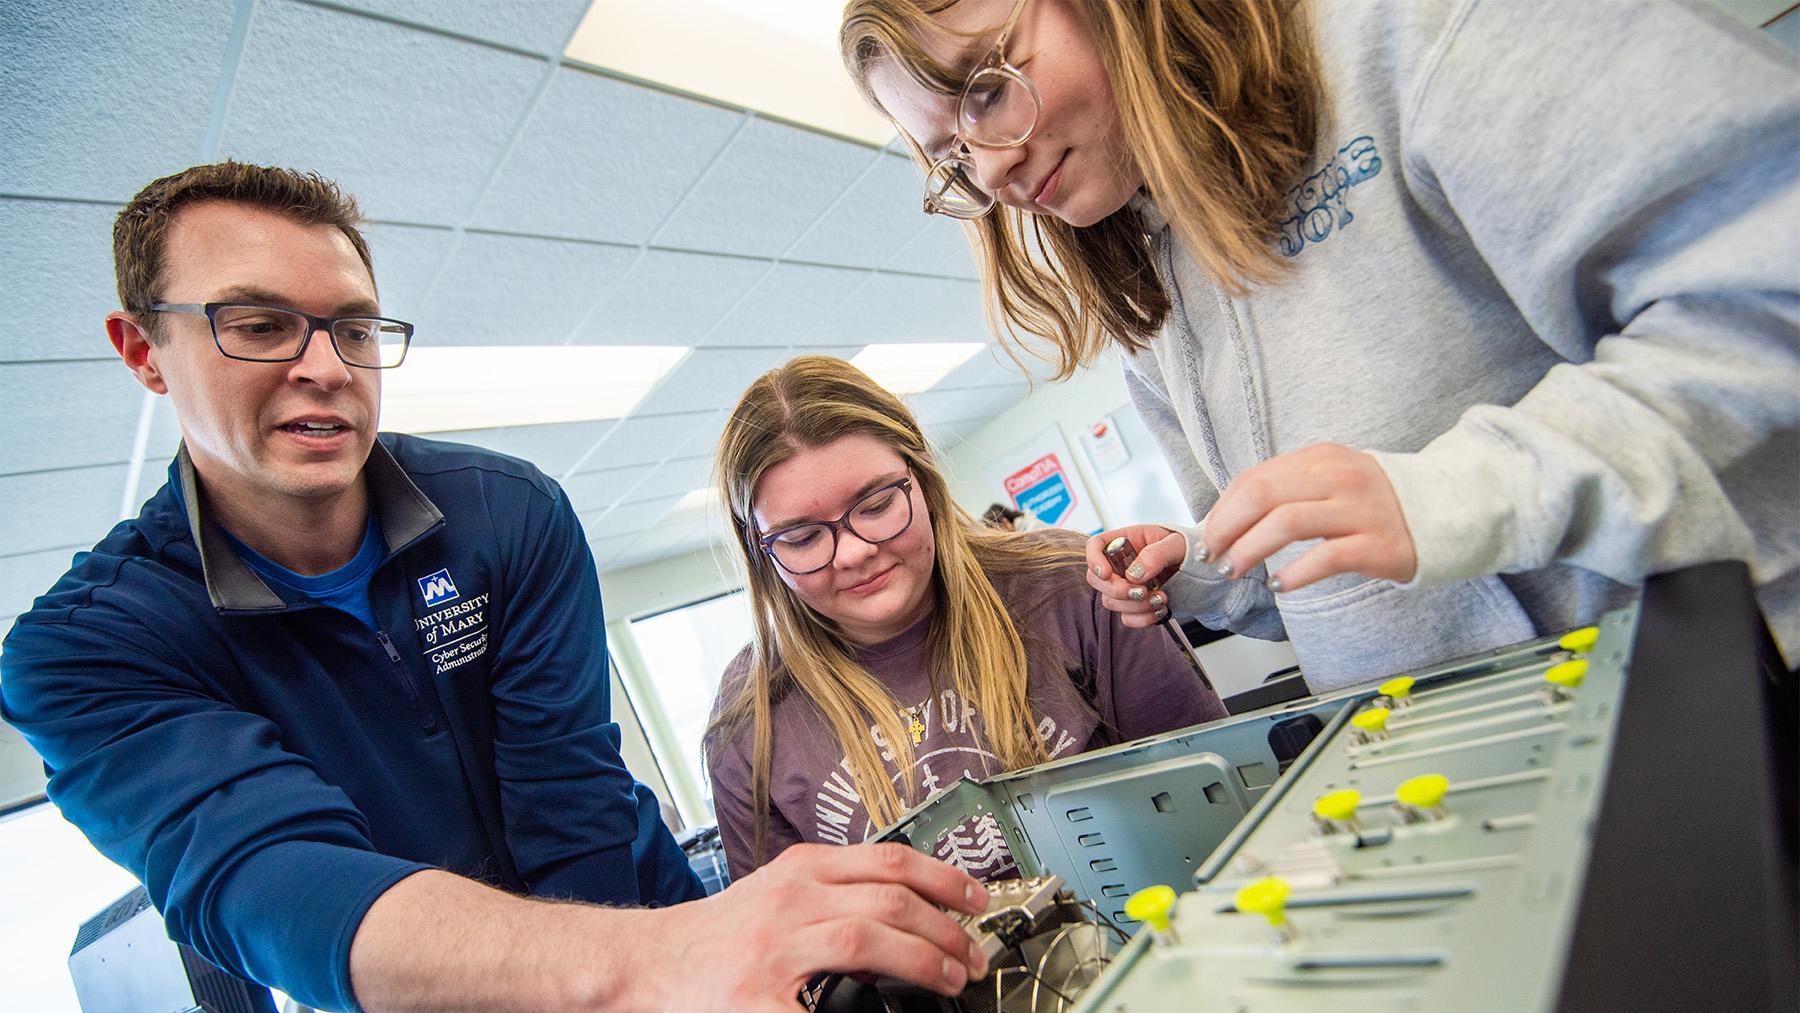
[807,684,1082,880]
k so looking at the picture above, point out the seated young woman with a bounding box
[703,355,1225,881]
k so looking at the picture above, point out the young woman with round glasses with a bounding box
[840,0,1800,689]
[703,356,1226,879]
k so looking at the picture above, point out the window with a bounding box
[617,590,756,827]
[0,803,163,1010]
[0,802,298,1010]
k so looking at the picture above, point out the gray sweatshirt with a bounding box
[1128,0,1800,691]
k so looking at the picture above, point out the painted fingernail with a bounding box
[1195,542,1210,563]
[1091,564,1106,580]
[1213,558,1234,579]
[1125,562,1147,582]
[1154,607,1169,621]
[1150,591,1166,608]
[1268,576,1284,593]
[1127,586,1146,602]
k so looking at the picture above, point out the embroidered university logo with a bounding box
[417,569,460,607]
[1276,134,1382,257]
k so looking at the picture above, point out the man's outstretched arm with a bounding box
[349,842,991,1013]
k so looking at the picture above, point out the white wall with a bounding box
[940,350,1137,524]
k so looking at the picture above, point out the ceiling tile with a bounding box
[881,212,982,279]
[561,462,656,516]
[0,543,89,624]
[708,262,870,347]
[580,493,682,541]
[415,232,636,344]
[0,465,129,556]
[333,0,589,55]
[1,362,146,475]
[623,456,714,505]
[580,410,723,471]
[923,418,982,452]
[631,347,800,417]
[361,223,456,324]
[473,67,745,244]
[653,118,876,258]
[936,347,1045,391]
[576,249,771,347]
[607,520,718,571]
[0,199,122,362]
[783,154,934,269]
[907,385,1032,426]
[425,419,614,477]
[0,0,233,201]
[807,273,988,345]
[218,0,545,224]
[587,532,639,568]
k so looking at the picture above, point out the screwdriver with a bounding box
[1104,535,1215,692]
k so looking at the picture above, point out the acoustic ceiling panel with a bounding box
[585,410,725,472]
[581,492,683,541]
[575,249,772,347]
[782,152,936,269]
[426,419,616,478]
[471,66,745,245]
[561,462,657,516]
[630,346,807,418]
[705,261,871,347]
[415,231,637,345]
[651,117,878,258]
[219,0,546,224]
[1,361,147,475]
[607,520,721,572]
[0,465,132,558]
[0,0,234,201]
[0,199,123,362]
[623,455,715,507]
[881,213,982,279]
[806,272,987,345]
[333,0,590,56]
[360,223,458,326]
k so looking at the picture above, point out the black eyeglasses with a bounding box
[756,476,916,575]
[151,302,413,369]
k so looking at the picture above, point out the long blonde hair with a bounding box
[841,0,1323,379]
[707,355,1082,861]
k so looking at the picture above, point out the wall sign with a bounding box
[983,426,1105,534]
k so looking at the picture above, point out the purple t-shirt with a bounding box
[705,539,1227,881]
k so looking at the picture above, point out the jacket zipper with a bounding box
[376,630,439,733]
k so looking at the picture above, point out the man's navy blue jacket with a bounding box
[0,435,703,1011]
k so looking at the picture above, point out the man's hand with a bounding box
[634,843,990,1012]
[1084,524,1188,629]
[1202,443,1417,593]
[348,844,988,1012]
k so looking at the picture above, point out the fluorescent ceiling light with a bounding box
[381,346,688,434]
[565,0,895,146]
[851,343,985,395]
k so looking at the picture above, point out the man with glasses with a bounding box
[1,163,990,1012]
